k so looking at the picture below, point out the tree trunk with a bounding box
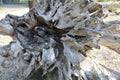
[0,0,120,80]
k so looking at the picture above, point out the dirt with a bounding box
[91,45,120,73]
[0,4,27,13]
[0,4,29,19]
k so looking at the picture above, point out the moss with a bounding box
[30,68,58,80]
[30,70,44,80]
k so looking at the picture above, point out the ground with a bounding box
[0,4,120,79]
[0,4,28,19]
[0,4,28,46]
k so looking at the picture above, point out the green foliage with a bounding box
[72,0,78,3]
[99,0,115,2]
[0,8,3,10]
[3,0,27,4]
[20,0,27,3]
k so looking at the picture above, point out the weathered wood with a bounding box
[0,22,13,36]
[115,9,120,15]
[0,0,120,80]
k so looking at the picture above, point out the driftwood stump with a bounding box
[0,0,120,80]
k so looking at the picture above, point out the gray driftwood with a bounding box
[0,0,120,80]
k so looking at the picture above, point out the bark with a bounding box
[28,0,34,9]
[28,0,38,10]
[0,0,120,80]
